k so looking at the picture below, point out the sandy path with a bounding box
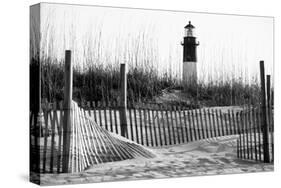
[38,135,273,185]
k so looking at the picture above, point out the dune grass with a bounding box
[30,56,263,108]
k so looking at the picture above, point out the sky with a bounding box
[36,3,274,84]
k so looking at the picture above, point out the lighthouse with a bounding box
[181,21,199,87]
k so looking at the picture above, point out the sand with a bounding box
[38,135,273,185]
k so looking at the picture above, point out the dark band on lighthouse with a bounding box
[183,36,198,62]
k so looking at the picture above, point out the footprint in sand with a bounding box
[218,157,231,164]
[197,158,217,164]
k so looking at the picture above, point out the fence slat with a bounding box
[203,109,209,139]
[219,110,225,137]
[195,109,201,140]
[57,106,64,173]
[169,107,177,144]
[144,108,150,146]
[50,108,57,173]
[42,111,49,173]
[249,108,254,160]
[113,101,119,134]
[186,111,192,141]
[246,109,252,160]
[152,109,158,146]
[225,112,230,136]
[148,109,154,146]
[251,108,258,161]
[239,111,244,158]
[257,108,263,161]
[179,106,187,143]
[138,108,144,145]
[133,108,139,144]
[236,111,242,158]
[129,107,134,142]
[244,110,250,159]
[183,109,189,142]
[242,111,247,159]
[98,102,103,128]
[228,109,233,135]
[199,109,205,139]
[103,102,108,131]
[109,102,113,132]
[161,107,168,145]
[211,109,217,137]
[173,106,181,144]
[207,109,213,138]
[190,110,197,141]
[165,108,172,145]
[237,137,240,158]
[231,110,237,135]
[156,107,163,146]
[215,109,221,137]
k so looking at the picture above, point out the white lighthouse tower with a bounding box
[181,21,199,87]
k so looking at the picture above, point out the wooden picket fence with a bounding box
[236,108,274,163]
[79,102,245,147]
[30,102,274,173]
[30,104,64,173]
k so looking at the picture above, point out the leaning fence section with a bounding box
[30,101,159,174]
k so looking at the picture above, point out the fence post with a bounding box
[259,60,270,163]
[32,56,43,173]
[266,75,273,162]
[266,75,271,125]
[119,63,128,137]
[62,50,73,172]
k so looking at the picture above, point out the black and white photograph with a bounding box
[29,2,274,186]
